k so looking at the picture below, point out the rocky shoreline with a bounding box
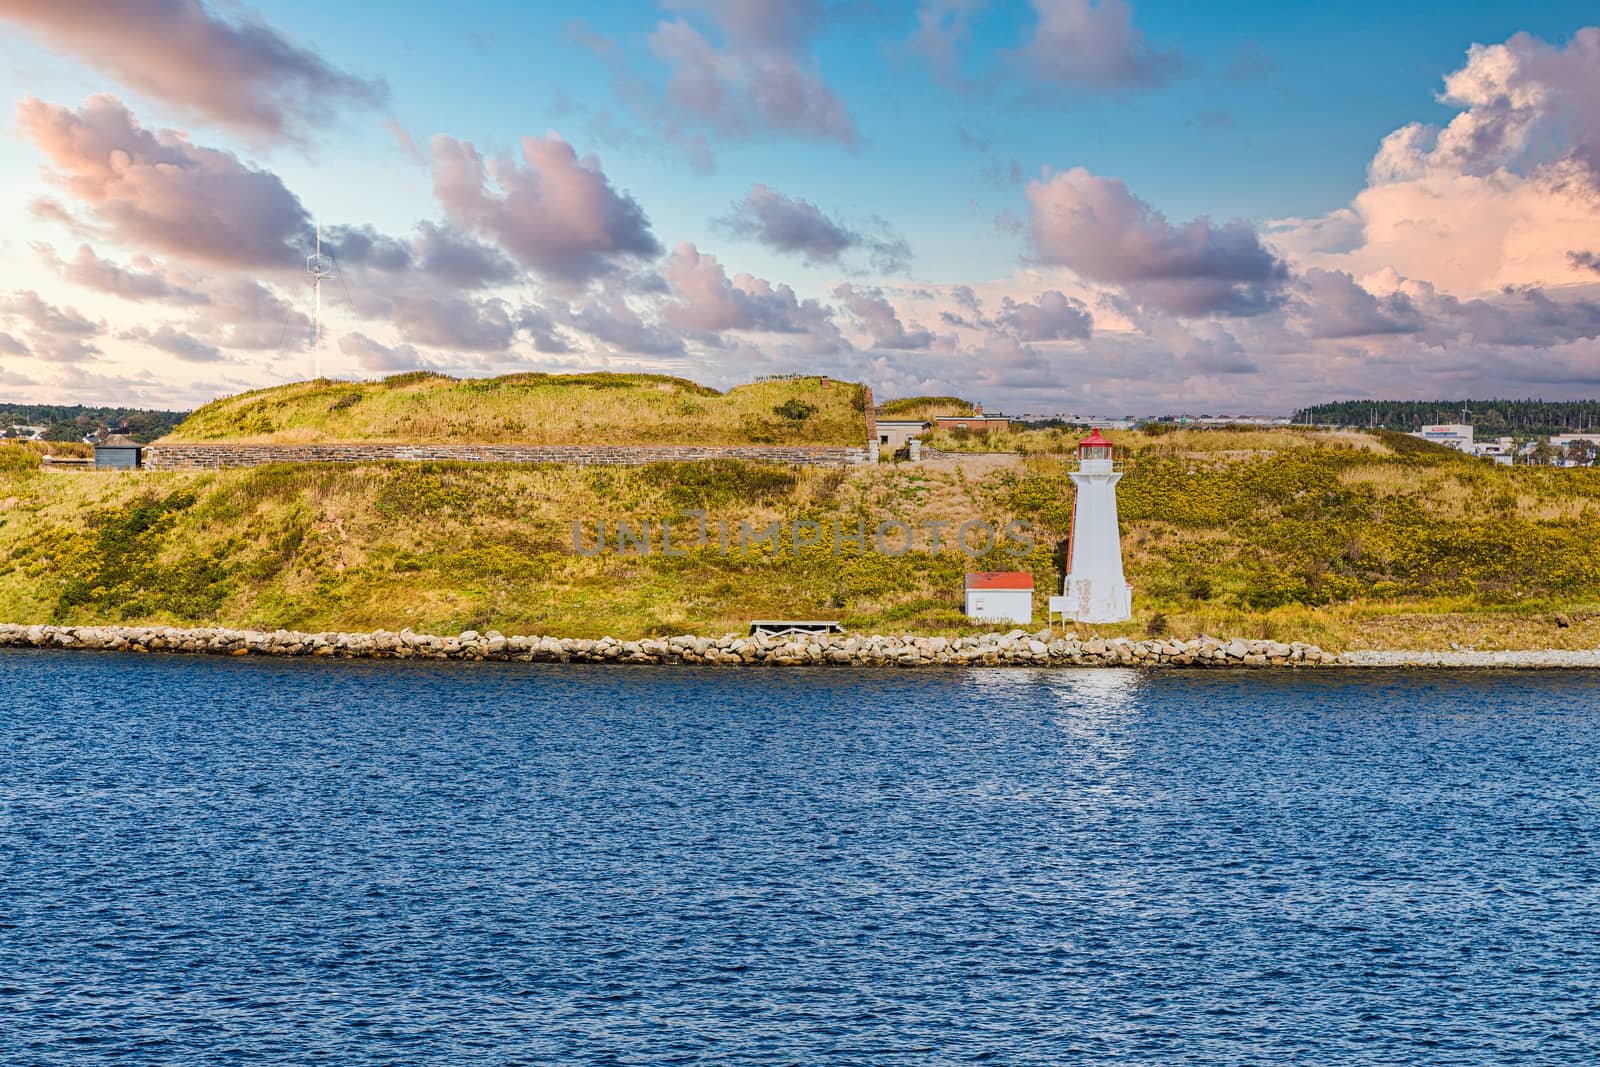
[1,622,1344,667]
[7,623,1595,668]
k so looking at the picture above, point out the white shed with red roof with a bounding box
[964,571,1034,625]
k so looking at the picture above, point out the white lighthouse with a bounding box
[1049,429,1132,624]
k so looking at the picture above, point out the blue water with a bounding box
[3,653,1599,1064]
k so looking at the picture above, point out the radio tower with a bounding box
[306,223,333,381]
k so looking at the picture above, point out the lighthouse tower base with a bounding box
[1049,579,1133,625]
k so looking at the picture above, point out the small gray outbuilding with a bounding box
[875,419,930,449]
[93,434,143,470]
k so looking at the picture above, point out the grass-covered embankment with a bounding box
[875,395,974,420]
[162,372,867,446]
[3,426,1599,648]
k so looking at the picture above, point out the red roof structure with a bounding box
[964,571,1035,590]
[1079,428,1112,449]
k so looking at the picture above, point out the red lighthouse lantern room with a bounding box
[1078,428,1114,462]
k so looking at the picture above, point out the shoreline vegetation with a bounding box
[5,373,1600,650]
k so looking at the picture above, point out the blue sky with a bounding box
[2,1,1600,414]
[254,0,1592,271]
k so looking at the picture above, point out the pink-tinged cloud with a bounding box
[1,290,103,364]
[648,1,857,147]
[385,119,426,164]
[934,284,1095,340]
[1370,29,1600,181]
[1161,320,1259,376]
[665,0,824,50]
[1406,283,1600,348]
[325,242,568,355]
[412,222,521,288]
[17,95,311,268]
[971,332,1052,388]
[392,294,519,352]
[1293,269,1421,339]
[1027,167,1287,316]
[340,333,431,373]
[2,289,100,338]
[36,243,209,305]
[906,1,988,90]
[516,304,574,355]
[994,290,1093,340]
[833,284,935,349]
[662,243,835,335]
[185,278,308,351]
[324,225,414,273]
[324,221,519,289]
[718,183,910,272]
[1018,0,1181,91]
[722,184,852,259]
[0,0,385,138]
[431,134,660,287]
[122,323,225,363]
[24,336,101,364]
[1277,28,1600,297]
[568,295,685,356]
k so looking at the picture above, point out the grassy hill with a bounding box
[876,395,974,420]
[163,372,868,446]
[4,424,1600,648]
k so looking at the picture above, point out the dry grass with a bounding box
[164,373,869,446]
[1338,462,1600,522]
[1129,426,1391,456]
[0,460,1030,637]
[6,426,1600,646]
[877,395,975,420]
[1342,603,1600,651]
[927,424,1390,457]
[2,440,93,462]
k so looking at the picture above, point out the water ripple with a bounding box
[2,654,1599,1063]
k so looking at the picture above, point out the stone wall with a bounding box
[143,443,871,471]
[0,622,1347,667]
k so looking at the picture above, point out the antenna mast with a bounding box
[306,223,333,381]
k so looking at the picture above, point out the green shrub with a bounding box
[773,399,819,422]
[634,461,799,510]
[31,490,236,620]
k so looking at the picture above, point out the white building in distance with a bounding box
[1411,424,1476,452]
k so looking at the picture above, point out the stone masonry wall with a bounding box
[0,622,1346,667]
[142,443,871,471]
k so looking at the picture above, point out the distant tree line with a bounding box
[0,404,187,444]
[1293,400,1600,440]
